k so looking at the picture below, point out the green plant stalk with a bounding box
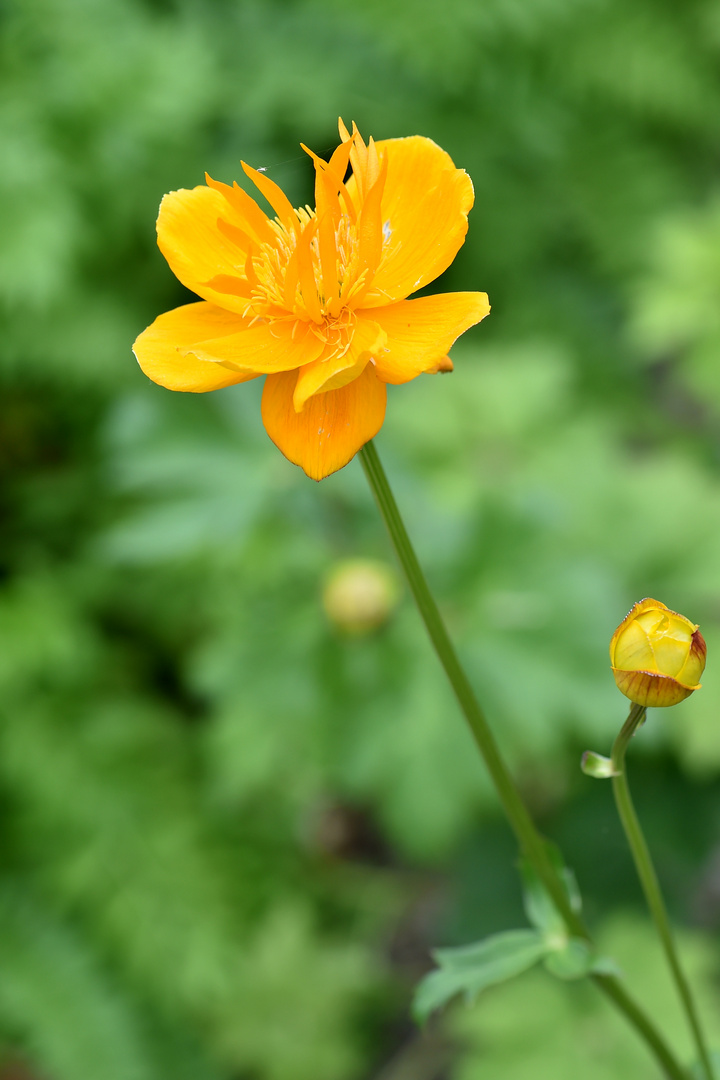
[611,704,714,1080]
[359,439,688,1080]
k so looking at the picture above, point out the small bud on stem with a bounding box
[581,751,619,779]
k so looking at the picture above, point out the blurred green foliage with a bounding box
[3,0,720,1077]
[453,918,720,1079]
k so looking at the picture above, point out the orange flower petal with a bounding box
[367,292,490,385]
[346,136,475,306]
[242,162,300,237]
[132,302,257,392]
[261,363,387,480]
[184,317,325,375]
[292,318,387,412]
[426,355,454,374]
[352,153,388,294]
[156,186,261,314]
[205,174,276,247]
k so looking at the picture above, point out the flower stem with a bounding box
[359,439,689,1080]
[611,704,714,1080]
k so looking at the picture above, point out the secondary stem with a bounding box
[359,439,688,1080]
[611,704,714,1080]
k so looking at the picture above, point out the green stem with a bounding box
[359,439,688,1080]
[611,704,714,1080]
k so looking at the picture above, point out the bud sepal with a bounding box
[581,751,619,779]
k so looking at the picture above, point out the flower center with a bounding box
[204,123,392,334]
[238,211,369,327]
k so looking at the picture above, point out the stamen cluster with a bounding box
[205,121,392,348]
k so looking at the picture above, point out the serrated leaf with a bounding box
[413,929,549,1022]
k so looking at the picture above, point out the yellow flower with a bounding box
[133,120,490,480]
[610,598,706,708]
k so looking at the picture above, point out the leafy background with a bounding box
[3,0,720,1076]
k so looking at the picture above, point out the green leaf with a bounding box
[521,864,565,937]
[543,937,622,981]
[520,844,582,935]
[543,938,595,980]
[588,954,624,978]
[413,929,549,1022]
[690,1051,720,1079]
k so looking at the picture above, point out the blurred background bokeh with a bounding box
[3,0,720,1076]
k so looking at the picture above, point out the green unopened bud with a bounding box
[322,559,399,634]
[581,751,619,779]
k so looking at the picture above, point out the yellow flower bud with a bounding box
[322,559,399,635]
[609,598,706,708]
